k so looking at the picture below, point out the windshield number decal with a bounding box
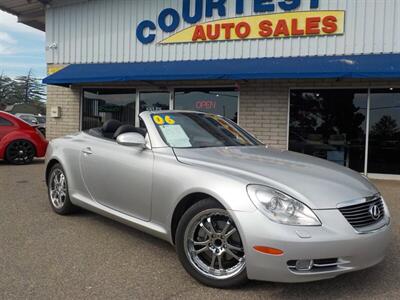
[153,115,176,125]
[165,116,175,125]
[153,115,165,125]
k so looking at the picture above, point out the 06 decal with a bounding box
[153,115,176,125]
[165,116,176,125]
[153,115,165,125]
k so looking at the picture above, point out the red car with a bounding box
[0,111,48,164]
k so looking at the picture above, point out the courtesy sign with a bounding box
[161,11,344,44]
[136,0,345,45]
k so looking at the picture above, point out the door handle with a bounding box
[82,147,93,155]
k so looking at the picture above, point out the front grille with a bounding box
[339,196,385,229]
[313,258,338,268]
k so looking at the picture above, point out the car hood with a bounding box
[173,146,378,209]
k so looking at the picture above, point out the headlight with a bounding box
[381,196,391,219]
[247,185,321,226]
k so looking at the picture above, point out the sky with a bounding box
[0,11,46,79]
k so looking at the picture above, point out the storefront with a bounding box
[289,88,400,177]
[2,0,399,178]
[71,84,400,178]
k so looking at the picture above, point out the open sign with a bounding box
[196,100,217,110]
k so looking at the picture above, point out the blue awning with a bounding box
[43,54,400,86]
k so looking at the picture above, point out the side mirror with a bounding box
[116,132,146,148]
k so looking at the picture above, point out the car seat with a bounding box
[113,124,148,139]
[101,119,122,139]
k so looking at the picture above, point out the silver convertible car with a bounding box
[45,111,391,288]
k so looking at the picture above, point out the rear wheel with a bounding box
[5,140,35,165]
[176,198,247,288]
[47,163,76,215]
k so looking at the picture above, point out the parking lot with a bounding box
[0,160,399,299]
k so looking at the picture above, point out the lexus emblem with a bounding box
[369,204,381,220]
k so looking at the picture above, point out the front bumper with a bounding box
[231,208,391,283]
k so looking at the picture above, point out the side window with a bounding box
[0,117,13,126]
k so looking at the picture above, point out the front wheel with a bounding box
[47,163,76,215]
[176,199,247,288]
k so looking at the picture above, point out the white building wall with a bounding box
[46,0,400,64]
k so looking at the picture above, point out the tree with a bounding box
[13,69,46,103]
[370,115,399,140]
[0,70,46,112]
[0,74,16,104]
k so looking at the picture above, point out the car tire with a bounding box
[5,140,36,165]
[47,163,76,215]
[175,198,248,288]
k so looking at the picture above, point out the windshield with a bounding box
[36,116,46,123]
[20,116,38,124]
[151,112,263,148]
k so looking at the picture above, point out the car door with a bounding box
[80,135,154,221]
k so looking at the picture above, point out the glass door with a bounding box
[368,89,400,175]
[137,92,171,127]
[139,92,170,113]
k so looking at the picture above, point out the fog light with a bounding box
[295,259,314,271]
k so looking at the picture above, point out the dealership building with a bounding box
[2,0,400,178]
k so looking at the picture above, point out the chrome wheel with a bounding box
[49,168,67,209]
[184,209,246,280]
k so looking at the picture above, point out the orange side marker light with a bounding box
[253,246,284,256]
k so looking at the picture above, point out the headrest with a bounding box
[135,127,148,137]
[102,119,122,133]
[113,124,137,139]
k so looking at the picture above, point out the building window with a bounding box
[174,88,239,122]
[289,89,368,172]
[368,89,400,175]
[139,92,170,113]
[82,89,136,130]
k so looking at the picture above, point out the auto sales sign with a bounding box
[136,0,345,44]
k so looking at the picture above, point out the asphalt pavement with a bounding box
[0,160,399,299]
